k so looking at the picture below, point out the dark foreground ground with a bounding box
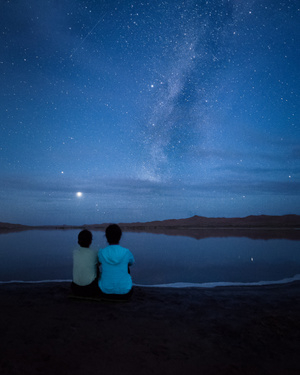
[0,282,299,375]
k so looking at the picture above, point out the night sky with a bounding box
[0,0,299,226]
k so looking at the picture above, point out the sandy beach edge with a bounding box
[1,281,300,374]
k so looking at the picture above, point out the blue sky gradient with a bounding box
[0,0,299,225]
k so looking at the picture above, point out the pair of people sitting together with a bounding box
[71,224,134,300]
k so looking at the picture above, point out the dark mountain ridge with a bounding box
[118,214,300,229]
[1,214,299,232]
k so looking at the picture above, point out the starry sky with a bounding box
[0,0,299,226]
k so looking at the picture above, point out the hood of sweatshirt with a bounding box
[100,245,128,265]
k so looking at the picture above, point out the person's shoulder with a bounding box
[117,245,130,252]
[120,246,134,257]
[99,246,109,253]
[73,246,81,254]
[88,247,98,252]
[98,247,106,257]
[76,247,97,255]
[89,247,98,256]
[73,246,86,258]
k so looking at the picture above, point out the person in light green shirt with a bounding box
[72,229,99,297]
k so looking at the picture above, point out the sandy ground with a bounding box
[0,282,300,375]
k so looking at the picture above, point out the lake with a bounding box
[0,230,299,287]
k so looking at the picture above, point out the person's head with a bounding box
[78,229,93,248]
[105,224,122,245]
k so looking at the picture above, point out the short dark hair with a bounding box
[105,224,122,245]
[78,229,93,247]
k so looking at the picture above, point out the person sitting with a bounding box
[98,224,135,300]
[71,229,99,297]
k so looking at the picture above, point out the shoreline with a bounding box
[1,281,300,374]
[1,273,300,288]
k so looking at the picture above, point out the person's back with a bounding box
[73,246,98,286]
[98,224,134,297]
[72,229,98,296]
[99,244,134,294]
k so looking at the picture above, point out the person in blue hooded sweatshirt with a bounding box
[98,224,135,299]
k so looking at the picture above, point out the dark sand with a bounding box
[1,282,300,375]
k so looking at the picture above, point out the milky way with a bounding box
[0,0,299,225]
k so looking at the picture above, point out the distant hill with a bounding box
[1,215,300,233]
[0,222,30,233]
[117,214,300,229]
[0,222,82,233]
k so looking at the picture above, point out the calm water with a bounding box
[0,230,299,287]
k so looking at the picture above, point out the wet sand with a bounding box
[1,282,300,374]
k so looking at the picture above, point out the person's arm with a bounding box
[97,260,101,278]
[97,250,102,278]
[128,251,134,274]
[128,251,135,266]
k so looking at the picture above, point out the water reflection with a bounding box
[0,230,299,285]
